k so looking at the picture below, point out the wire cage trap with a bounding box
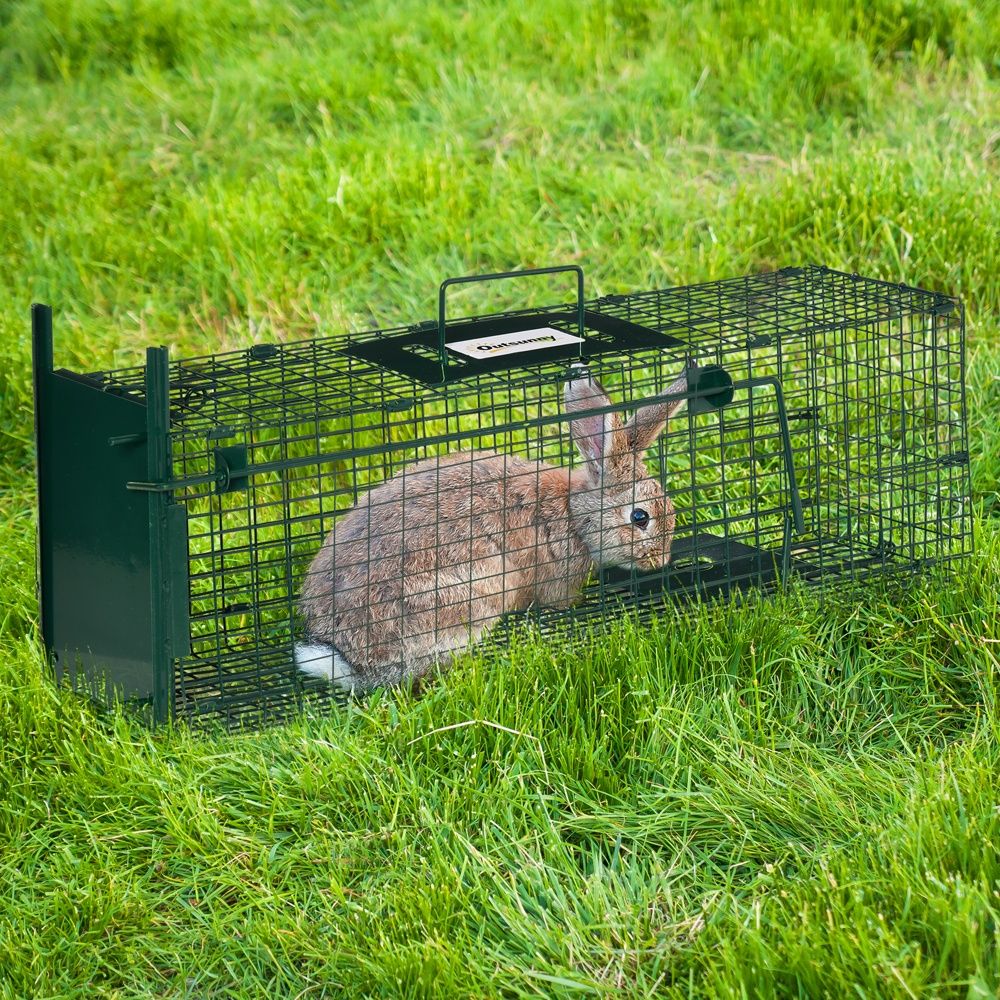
[32,264,973,728]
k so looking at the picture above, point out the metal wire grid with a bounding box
[79,266,965,728]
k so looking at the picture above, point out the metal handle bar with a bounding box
[437,265,585,366]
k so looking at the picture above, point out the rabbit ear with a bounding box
[564,366,625,481]
[624,372,689,455]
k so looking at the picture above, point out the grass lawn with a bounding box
[1,0,1000,995]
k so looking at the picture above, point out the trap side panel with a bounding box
[167,355,717,726]
[35,372,159,698]
[811,304,971,571]
[169,368,597,726]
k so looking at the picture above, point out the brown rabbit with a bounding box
[296,366,688,690]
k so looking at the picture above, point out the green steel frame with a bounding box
[32,265,973,728]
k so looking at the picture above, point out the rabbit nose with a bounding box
[641,544,667,568]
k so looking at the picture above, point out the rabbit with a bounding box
[295,365,689,691]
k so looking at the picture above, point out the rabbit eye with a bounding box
[630,508,650,530]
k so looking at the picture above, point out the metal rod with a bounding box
[744,375,806,534]
[145,346,174,725]
[31,304,54,657]
[126,372,805,539]
[108,432,146,447]
[780,512,794,580]
[127,377,723,493]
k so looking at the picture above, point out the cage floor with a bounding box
[173,531,917,728]
[598,532,905,599]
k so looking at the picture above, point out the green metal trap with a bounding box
[32,265,973,728]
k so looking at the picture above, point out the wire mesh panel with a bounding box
[34,265,972,728]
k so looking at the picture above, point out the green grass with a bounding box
[1,0,1000,995]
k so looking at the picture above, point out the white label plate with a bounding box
[446,326,583,360]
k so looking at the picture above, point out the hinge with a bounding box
[248,344,280,361]
[214,445,249,493]
[788,407,820,422]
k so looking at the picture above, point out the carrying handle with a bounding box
[438,265,585,366]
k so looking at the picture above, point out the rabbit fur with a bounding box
[296,366,688,690]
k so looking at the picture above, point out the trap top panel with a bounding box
[81,265,958,440]
[341,308,686,385]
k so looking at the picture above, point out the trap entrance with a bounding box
[32,265,973,729]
